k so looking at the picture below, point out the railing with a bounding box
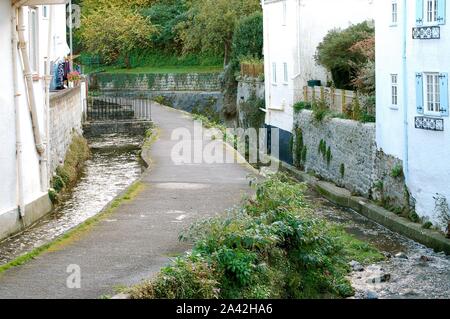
[85,95,152,122]
[303,86,356,114]
[301,85,375,120]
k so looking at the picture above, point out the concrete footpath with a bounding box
[0,104,256,299]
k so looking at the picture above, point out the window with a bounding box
[391,74,398,106]
[272,63,277,84]
[283,63,288,83]
[28,8,39,73]
[426,0,438,23]
[282,1,287,26]
[424,73,441,114]
[392,1,398,25]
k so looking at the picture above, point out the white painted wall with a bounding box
[0,0,18,217]
[0,3,68,219]
[263,0,374,133]
[376,0,450,226]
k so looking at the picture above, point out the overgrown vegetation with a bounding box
[239,94,265,129]
[315,21,374,91]
[130,174,383,299]
[49,134,91,203]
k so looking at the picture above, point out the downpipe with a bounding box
[16,6,48,193]
[11,7,25,219]
[402,0,409,184]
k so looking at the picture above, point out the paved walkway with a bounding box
[0,104,255,299]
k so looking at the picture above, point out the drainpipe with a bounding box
[402,0,409,184]
[17,6,45,155]
[43,6,54,191]
[11,6,25,219]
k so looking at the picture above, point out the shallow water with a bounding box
[0,134,144,265]
[305,190,450,299]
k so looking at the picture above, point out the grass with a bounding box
[85,65,223,75]
[0,182,145,275]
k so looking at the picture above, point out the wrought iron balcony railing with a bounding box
[412,26,440,40]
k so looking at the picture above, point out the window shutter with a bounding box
[437,0,446,25]
[416,0,424,25]
[439,73,449,116]
[416,73,424,114]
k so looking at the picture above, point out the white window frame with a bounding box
[28,7,39,74]
[391,1,398,26]
[423,72,441,115]
[282,0,287,26]
[272,62,277,85]
[425,0,439,24]
[391,74,399,108]
[283,62,288,84]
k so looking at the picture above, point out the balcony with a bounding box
[412,26,440,40]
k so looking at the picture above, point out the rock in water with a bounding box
[365,291,379,299]
[394,252,408,259]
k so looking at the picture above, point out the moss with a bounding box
[326,147,332,166]
[391,165,404,179]
[0,182,145,275]
[50,134,91,203]
[422,221,433,229]
[340,163,345,178]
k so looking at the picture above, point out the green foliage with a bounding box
[231,12,264,63]
[315,21,374,90]
[131,174,382,299]
[294,101,312,113]
[391,165,404,179]
[177,0,261,65]
[312,99,330,122]
[50,135,91,203]
[326,147,332,166]
[422,221,433,230]
[79,2,158,67]
[293,126,307,169]
[130,256,220,299]
[239,94,265,129]
[340,164,345,178]
[140,0,190,53]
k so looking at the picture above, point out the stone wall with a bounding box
[90,72,225,122]
[49,86,83,174]
[293,110,407,208]
[236,76,265,128]
[90,73,222,92]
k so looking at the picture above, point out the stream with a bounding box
[0,134,144,265]
[305,190,450,299]
[0,133,448,299]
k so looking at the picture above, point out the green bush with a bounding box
[231,12,264,63]
[315,21,374,90]
[294,101,312,113]
[130,174,383,299]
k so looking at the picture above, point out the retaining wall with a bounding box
[293,110,407,208]
[49,86,84,173]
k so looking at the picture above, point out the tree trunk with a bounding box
[125,54,131,69]
[223,41,231,67]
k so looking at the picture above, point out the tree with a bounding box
[315,21,374,90]
[141,0,190,53]
[79,2,157,68]
[231,12,264,63]
[177,0,261,66]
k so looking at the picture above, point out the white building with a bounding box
[0,0,77,240]
[376,0,450,226]
[262,0,374,163]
